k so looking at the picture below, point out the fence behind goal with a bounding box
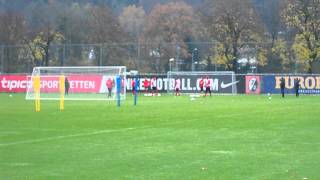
[26,66,126,101]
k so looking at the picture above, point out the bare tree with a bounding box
[201,0,266,72]
[142,2,199,72]
[119,5,146,69]
[87,5,129,66]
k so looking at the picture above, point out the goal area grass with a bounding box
[0,93,319,179]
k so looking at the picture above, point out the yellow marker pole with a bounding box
[33,76,41,112]
[36,76,40,112]
[59,75,65,111]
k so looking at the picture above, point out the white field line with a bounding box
[0,128,71,132]
[0,131,21,135]
[209,150,234,154]
[0,127,136,147]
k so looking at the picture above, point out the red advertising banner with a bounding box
[245,75,261,94]
[38,75,103,93]
[68,75,103,93]
[0,75,28,92]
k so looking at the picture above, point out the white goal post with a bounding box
[26,66,126,101]
[167,71,237,94]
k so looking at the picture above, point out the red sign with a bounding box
[68,75,102,93]
[245,75,261,94]
[0,75,28,92]
[38,75,103,93]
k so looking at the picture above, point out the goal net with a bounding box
[167,71,237,94]
[26,66,126,101]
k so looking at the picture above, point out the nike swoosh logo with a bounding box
[221,81,239,88]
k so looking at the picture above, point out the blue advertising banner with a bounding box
[262,75,278,94]
[263,75,320,94]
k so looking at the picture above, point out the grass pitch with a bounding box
[0,93,320,179]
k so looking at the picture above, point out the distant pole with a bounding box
[192,48,197,71]
[137,36,141,69]
[60,46,64,66]
[192,51,194,71]
[99,45,102,66]
[295,59,298,74]
[169,58,174,93]
[175,45,180,71]
[134,92,137,106]
[63,44,66,66]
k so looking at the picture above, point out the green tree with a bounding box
[282,0,320,73]
[270,38,292,72]
[25,31,64,67]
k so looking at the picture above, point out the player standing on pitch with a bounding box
[106,77,114,97]
[143,78,149,94]
[131,78,136,95]
[204,76,211,96]
[151,77,157,96]
[65,77,70,95]
[175,78,181,96]
[199,77,204,94]
[294,79,300,97]
[280,77,285,98]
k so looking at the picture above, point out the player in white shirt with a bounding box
[151,77,157,96]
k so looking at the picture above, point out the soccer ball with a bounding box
[268,97,272,100]
[9,94,12,97]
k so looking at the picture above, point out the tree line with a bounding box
[0,0,319,73]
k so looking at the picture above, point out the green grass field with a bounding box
[0,93,319,179]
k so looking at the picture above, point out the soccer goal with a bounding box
[167,71,237,94]
[26,66,126,101]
